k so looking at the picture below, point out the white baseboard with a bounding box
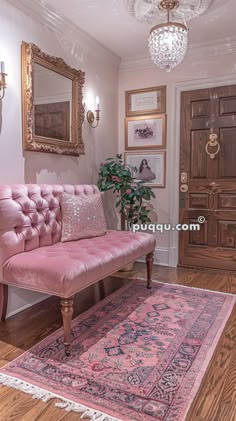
[169,247,178,268]
[137,247,171,267]
[7,296,48,318]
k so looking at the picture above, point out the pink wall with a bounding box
[1,0,236,315]
[119,54,236,266]
[0,0,119,316]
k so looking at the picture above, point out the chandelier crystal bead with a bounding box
[148,21,188,71]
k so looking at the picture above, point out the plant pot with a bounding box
[119,261,134,272]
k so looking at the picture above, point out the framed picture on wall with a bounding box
[124,151,166,188]
[125,114,166,150]
[125,85,166,117]
[34,101,71,141]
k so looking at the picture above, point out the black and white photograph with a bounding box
[125,114,166,150]
[124,151,166,187]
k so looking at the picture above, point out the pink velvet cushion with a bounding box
[3,230,156,297]
[60,192,107,242]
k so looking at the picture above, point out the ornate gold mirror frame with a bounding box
[21,42,85,156]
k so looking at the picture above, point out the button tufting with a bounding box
[1,184,109,260]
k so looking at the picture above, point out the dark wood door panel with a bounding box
[179,84,236,271]
[218,221,236,249]
[191,182,236,193]
[190,131,209,179]
[179,247,236,271]
[189,219,208,246]
[189,193,209,208]
[191,99,210,119]
[219,127,236,178]
[218,193,236,209]
[219,96,236,116]
[214,210,236,219]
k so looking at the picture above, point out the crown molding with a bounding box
[120,35,236,72]
[5,0,236,73]
[6,0,121,69]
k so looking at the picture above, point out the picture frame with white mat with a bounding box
[125,114,166,150]
[124,151,166,188]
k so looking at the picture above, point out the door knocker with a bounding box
[205,134,220,159]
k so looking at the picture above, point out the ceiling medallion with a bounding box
[127,1,213,25]
[127,0,213,71]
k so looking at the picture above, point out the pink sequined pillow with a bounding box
[60,192,107,242]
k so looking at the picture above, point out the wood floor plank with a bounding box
[20,400,70,421]
[185,307,236,421]
[0,389,36,421]
[214,329,236,421]
[0,264,235,420]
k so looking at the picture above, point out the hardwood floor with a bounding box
[0,264,235,421]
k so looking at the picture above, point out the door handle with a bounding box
[180,184,188,193]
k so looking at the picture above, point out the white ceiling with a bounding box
[46,0,236,58]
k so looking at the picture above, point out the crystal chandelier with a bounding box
[148,1,188,72]
[127,0,212,71]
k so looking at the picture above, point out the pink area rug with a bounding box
[0,280,235,421]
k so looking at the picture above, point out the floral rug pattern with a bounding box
[0,281,235,421]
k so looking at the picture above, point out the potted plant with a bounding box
[98,153,155,235]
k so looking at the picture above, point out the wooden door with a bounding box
[179,85,236,270]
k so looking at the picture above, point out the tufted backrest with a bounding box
[0,184,99,279]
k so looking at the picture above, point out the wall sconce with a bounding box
[86,96,100,128]
[0,62,7,100]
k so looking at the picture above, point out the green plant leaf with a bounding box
[98,154,155,224]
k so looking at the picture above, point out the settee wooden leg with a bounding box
[61,297,74,356]
[0,284,8,322]
[146,252,154,289]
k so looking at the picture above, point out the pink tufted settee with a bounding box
[0,184,156,355]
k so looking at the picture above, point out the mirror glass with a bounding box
[33,63,72,142]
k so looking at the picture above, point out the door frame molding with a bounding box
[169,74,236,267]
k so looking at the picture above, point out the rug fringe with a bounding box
[0,374,121,421]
